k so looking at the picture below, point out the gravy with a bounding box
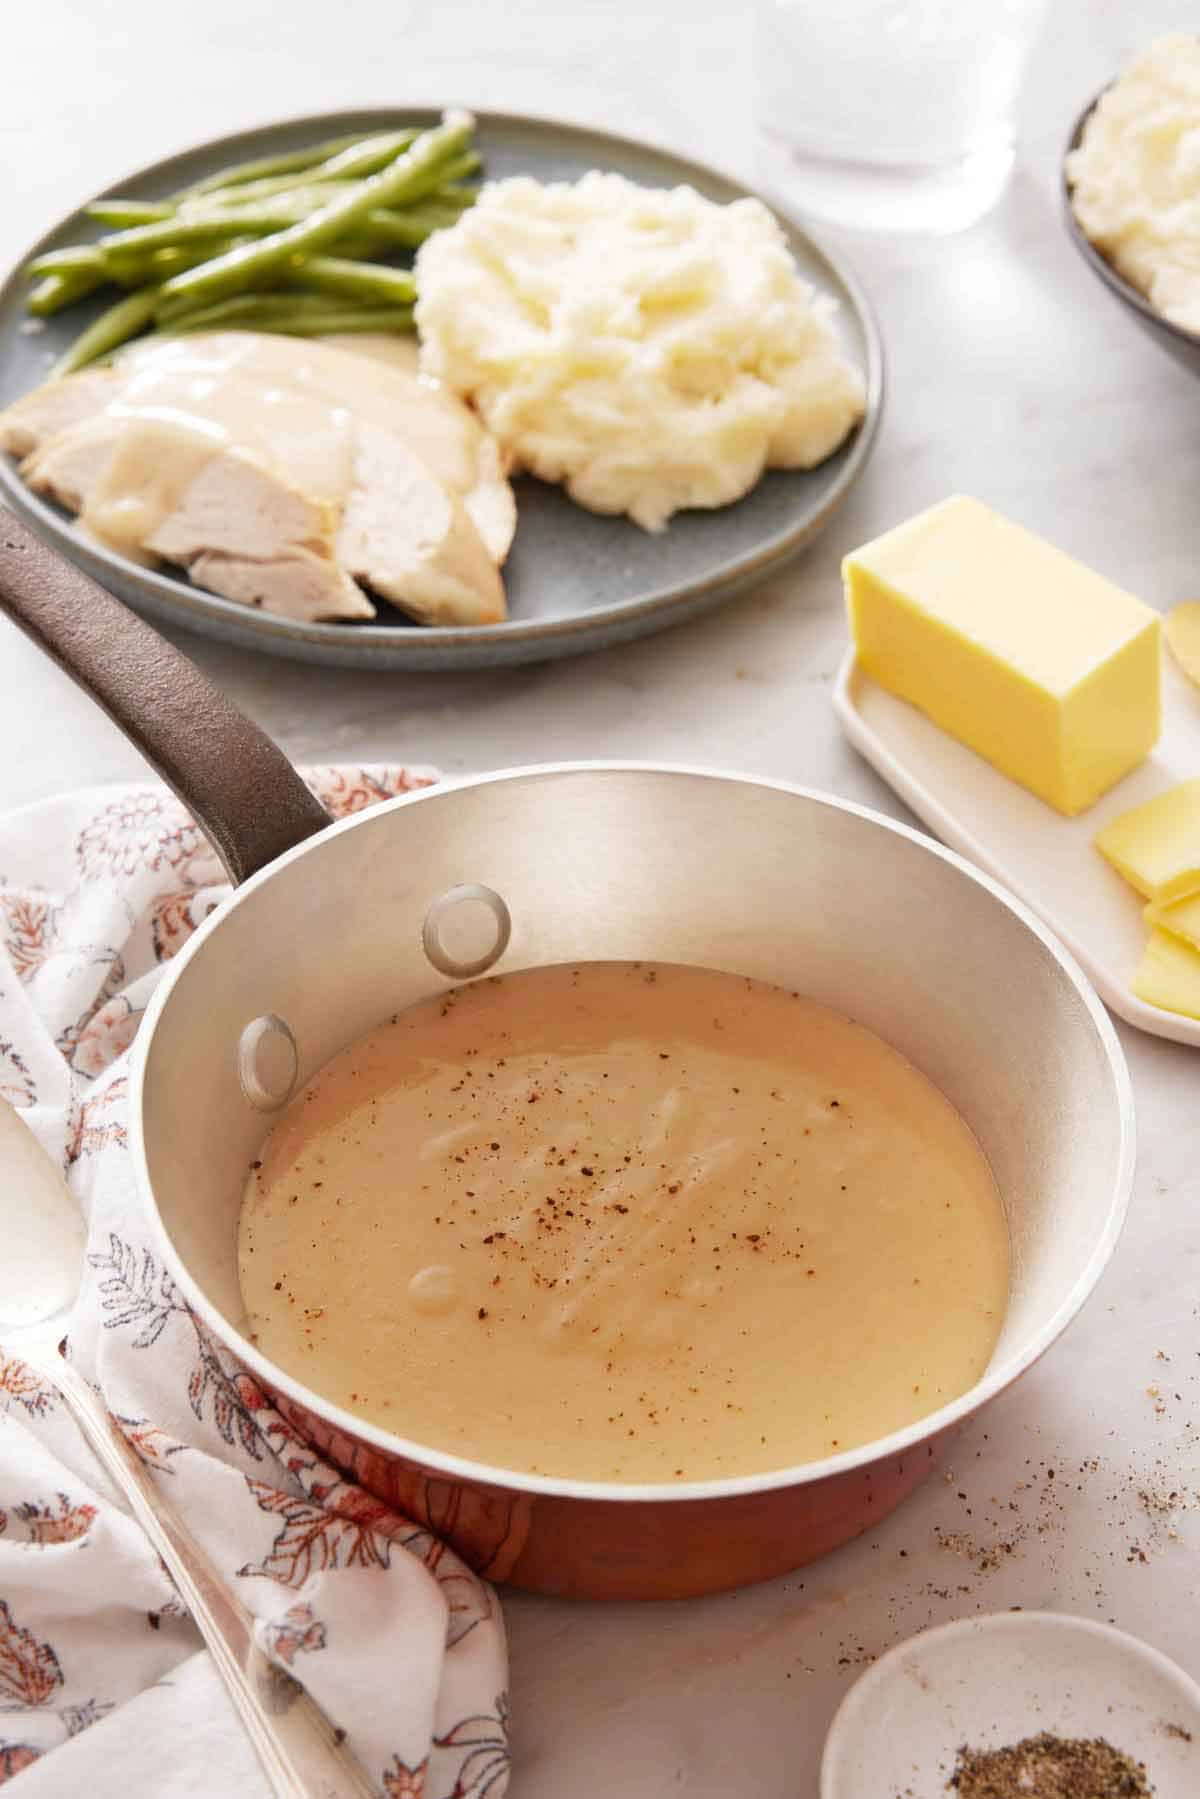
[238,963,1008,1482]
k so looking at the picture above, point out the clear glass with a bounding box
[755,0,1050,234]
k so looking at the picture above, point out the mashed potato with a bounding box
[414,172,866,531]
[1067,35,1200,335]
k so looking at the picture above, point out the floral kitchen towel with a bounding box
[0,767,510,1798]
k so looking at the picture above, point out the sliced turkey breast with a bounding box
[0,330,516,627]
[188,549,375,624]
[340,422,504,625]
[120,331,518,564]
[21,414,372,623]
[0,367,119,460]
[1,335,516,625]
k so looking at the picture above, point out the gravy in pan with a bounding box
[238,962,1008,1482]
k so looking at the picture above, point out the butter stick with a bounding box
[844,496,1161,816]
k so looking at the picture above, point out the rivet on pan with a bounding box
[422,883,512,980]
[237,1014,299,1112]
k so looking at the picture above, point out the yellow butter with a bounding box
[1133,926,1200,1021]
[1094,779,1200,904]
[844,495,1162,816]
[1145,889,1200,952]
[1165,601,1200,689]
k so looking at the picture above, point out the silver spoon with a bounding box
[0,1096,378,1799]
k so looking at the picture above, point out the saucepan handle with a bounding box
[0,513,330,885]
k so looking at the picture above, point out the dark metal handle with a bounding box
[0,512,330,885]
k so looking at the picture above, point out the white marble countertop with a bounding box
[2,2,1198,1793]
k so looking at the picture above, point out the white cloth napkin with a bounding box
[0,768,510,1798]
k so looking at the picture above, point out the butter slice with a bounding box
[1094,779,1200,903]
[1145,889,1200,952]
[844,496,1161,816]
[1165,601,1200,689]
[1133,927,1200,1021]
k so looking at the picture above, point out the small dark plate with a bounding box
[0,108,884,672]
[1063,88,1200,376]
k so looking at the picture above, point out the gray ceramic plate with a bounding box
[0,109,883,671]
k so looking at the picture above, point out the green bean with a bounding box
[161,294,415,336]
[278,255,416,305]
[179,172,357,212]
[157,113,473,316]
[31,170,467,289]
[51,287,161,377]
[431,149,481,186]
[104,180,474,276]
[101,190,363,263]
[133,200,462,280]
[342,196,476,254]
[99,198,458,293]
[23,115,479,354]
[189,128,423,209]
[314,127,422,181]
[27,245,107,280]
[210,164,477,219]
[263,306,414,335]
[27,274,74,316]
[100,214,266,268]
[27,269,107,316]
[159,288,357,326]
[179,182,360,224]
[104,240,256,289]
[174,131,368,199]
[138,245,211,279]
[29,240,152,295]
[84,199,175,227]
[274,192,473,259]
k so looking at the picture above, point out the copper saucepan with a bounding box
[0,517,1135,1602]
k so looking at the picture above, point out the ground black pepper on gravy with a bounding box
[238,962,1009,1482]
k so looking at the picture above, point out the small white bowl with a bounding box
[821,1611,1200,1798]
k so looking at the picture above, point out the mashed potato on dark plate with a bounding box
[415,171,866,532]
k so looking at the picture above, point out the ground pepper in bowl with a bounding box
[949,1732,1152,1797]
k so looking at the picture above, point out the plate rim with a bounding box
[820,1609,1200,1798]
[833,648,1200,1050]
[0,104,884,664]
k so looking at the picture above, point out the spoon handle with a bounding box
[47,1346,379,1799]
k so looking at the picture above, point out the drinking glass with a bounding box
[755,0,1050,234]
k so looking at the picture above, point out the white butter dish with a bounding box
[833,648,1200,1049]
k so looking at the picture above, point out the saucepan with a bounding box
[0,517,1135,1602]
